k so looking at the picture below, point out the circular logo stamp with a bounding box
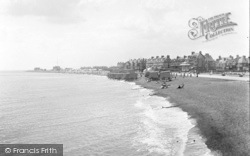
[5,148,11,154]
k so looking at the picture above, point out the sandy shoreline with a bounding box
[135,76,249,156]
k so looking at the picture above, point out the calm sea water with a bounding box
[0,72,214,156]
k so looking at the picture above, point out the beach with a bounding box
[135,75,250,156]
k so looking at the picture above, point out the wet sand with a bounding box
[135,76,250,156]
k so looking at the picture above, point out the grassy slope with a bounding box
[135,77,250,156]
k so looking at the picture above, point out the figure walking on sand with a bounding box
[196,71,199,77]
[177,83,184,89]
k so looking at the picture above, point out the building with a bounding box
[65,68,73,72]
[216,57,227,71]
[237,55,248,71]
[34,67,41,71]
[117,52,247,73]
[224,55,237,71]
[146,57,154,68]
[162,55,171,69]
[170,56,185,71]
[53,66,61,72]
[186,51,206,72]
[117,62,126,69]
[93,66,109,71]
[215,55,244,71]
[146,55,171,71]
[196,51,206,72]
[204,53,216,71]
[179,61,191,72]
[187,52,199,67]
[152,56,165,69]
[34,67,46,71]
[124,59,147,72]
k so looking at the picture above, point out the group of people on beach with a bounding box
[144,70,202,90]
[160,81,184,89]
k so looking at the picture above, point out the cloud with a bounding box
[141,0,176,11]
[6,0,85,23]
[118,0,180,39]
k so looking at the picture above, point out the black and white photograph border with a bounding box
[0,0,249,156]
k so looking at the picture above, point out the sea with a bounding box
[0,72,216,156]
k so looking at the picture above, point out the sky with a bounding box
[0,0,249,70]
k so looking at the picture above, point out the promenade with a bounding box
[199,73,249,81]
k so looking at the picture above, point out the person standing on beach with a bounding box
[196,70,199,77]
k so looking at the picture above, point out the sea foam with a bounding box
[131,83,214,156]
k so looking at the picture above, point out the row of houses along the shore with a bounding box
[117,51,250,72]
[34,66,110,75]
